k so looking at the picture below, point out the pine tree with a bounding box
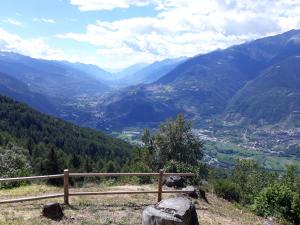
[42,148,63,185]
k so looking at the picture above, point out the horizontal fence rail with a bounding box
[0,174,64,182]
[69,190,195,196]
[0,169,195,205]
[0,194,64,204]
[69,172,194,177]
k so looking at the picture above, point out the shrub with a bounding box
[164,160,208,185]
[0,146,32,188]
[213,180,240,202]
[252,183,300,224]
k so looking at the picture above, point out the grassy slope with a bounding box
[0,184,279,225]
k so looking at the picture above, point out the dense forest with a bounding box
[0,95,134,179]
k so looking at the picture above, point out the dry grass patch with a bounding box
[0,184,279,225]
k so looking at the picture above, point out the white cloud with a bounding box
[69,0,152,11]
[59,0,300,68]
[2,0,300,70]
[3,18,22,26]
[0,27,80,62]
[0,27,117,69]
[33,18,56,23]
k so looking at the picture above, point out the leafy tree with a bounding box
[84,157,93,173]
[141,128,154,154]
[142,114,203,170]
[282,164,300,193]
[105,160,119,173]
[69,154,82,171]
[233,159,276,204]
[0,134,3,146]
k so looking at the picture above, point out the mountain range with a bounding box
[0,52,110,99]
[0,30,299,134]
[94,29,300,131]
[0,51,190,121]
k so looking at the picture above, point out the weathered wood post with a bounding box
[63,169,69,205]
[157,169,164,202]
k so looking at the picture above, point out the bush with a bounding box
[123,161,152,184]
[0,146,32,188]
[164,160,208,185]
[252,183,300,224]
[213,180,240,202]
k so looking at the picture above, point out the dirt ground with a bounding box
[0,184,277,225]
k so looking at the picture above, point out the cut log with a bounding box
[42,202,64,221]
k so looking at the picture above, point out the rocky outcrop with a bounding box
[182,186,209,203]
[183,186,199,199]
[142,197,199,225]
[42,202,64,220]
[262,218,275,225]
[165,176,186,188]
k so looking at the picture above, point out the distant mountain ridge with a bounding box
[0,72,57,115]
[118,57,187,85]
[95,29,300,130]
[115,63,148,80]
[59,61,113,81]
[0,51,110,99]
[0,51,113,119]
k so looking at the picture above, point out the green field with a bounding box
[204,141,300,172]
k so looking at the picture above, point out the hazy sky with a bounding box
[0,0,300,70]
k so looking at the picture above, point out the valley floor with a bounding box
[0,184,278,225]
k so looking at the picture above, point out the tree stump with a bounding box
[42,202,64,221]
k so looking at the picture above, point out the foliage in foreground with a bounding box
[0,145,31,188]
[142,114,206,183]
[253,183,300,225]
[212,161,300,224]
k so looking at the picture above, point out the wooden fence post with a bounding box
[64,169,69,205]
[157,169,164,202]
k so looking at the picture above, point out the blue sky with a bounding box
[0,0,300,70]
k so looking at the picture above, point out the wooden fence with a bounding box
[0,169,194,205]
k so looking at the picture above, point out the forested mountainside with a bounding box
[0,95,133,177]
[96,30,300,130]
[0,72,57,115]
[226,56,300,128]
